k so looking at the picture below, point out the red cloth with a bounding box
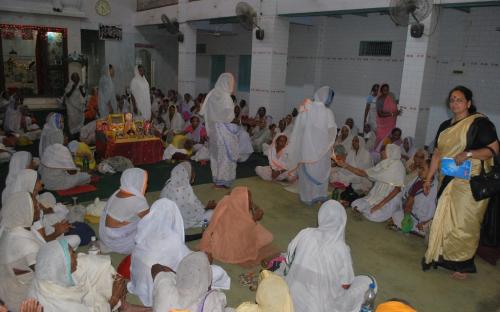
[96,134,164,165]
[117,255,131,280]
[56,184,97,196]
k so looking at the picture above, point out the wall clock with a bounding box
[96,0,111,16]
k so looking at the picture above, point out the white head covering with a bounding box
[200,73,235,136]
[286,86,337,171]
[119,168,148,199]
[37,192,57,209]
[41,144,77,170]
[159,162,207,229]
[366,143,406,187]
[335,125,354,151]
[313,86,335,107]
[10,169,38,195]
[129,198,191,306]
[39,113,64,158]
[34,238,75,287]
[401,136,416,159]
[6,151,32,185]
[162,104,185,132]
[346,135,372,169]
[285,200,368,312]
[98,64,117,118]
[130,65,152,120]
[0,191,34,232]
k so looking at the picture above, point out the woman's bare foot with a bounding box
[451,271,467,280]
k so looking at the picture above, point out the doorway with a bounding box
[81,29,105,90]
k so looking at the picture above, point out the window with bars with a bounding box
[359,41,392,57]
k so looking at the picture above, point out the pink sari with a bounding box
[375,94,398,146]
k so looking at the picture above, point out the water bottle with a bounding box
[82,156,89,172]
[88,236,101,255]
[202,219,209,232]
[360,282,376,312]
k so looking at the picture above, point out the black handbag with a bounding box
[470,145,500,201]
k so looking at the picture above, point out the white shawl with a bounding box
[3,96,22,133]
[160,162,206,229]
[129,198,230,307]
[39,112,64,158]
[286,86,337,171]
[346,136,372,170]
[2,151,32,204]
[41,144,77,170]
[162,104,185,133]
[130,65,151,120]
[2,169,37,205]
[200,73,235,137]
[335,125,354,152]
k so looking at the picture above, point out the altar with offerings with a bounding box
[95,113,164,165]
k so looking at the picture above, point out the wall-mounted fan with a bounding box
[235,1,264,40]
[389,0,433,38]
[160,14,184,42]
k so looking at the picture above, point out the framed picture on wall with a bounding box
[98,24,122,41]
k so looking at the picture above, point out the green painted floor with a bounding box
[83,177,500,312]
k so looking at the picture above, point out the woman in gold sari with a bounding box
[422,86,499,278]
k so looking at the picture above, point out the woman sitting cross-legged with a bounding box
[151,252,233,312]
[390,159,437,236]
[29,238,129,311]
[282,200,375,312]
[129,198,230,307]
[337,143,406,222]
[99,168,150,254]
[236,270,294,312]
[160,162,216,229]
[2,151,35,205]
[255,134,291,182]
[199,186,275,266]
[38,144,91,191]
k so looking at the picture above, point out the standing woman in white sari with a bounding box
[99,168,149,254]
[130,65,151,121]
[282,200,374,312]
[200,73,239,188]
[338,144,406,222]
[160,162,215,229]
[98,64,117,118]
[287,86,337,205]
[129,198,230,307]
[39,112,64,158]
[0,192,42,311]
[64,73,86,135]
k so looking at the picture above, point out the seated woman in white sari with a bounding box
[404,148,428,186]
[286,86,337,205]
[162,104,185,135]
[256,134,290,182]
[236,270,293,312]
[331,136,373,194]
[282,200,375,312]
[129,199,230,307]
[362,124,376,151]
[160,162,216,229]
[0,192,43,311]
[338,144,406,222]
[391,160,437,236]
[2,151,33,205]
[233,105,253,163]
[38,144,91,191]
[251,107,272,153]
[200,73,239,188]
[29,238,128,312]
[400,136,416,163]
[39,113,64,158]
[99,168,149,254]
[152,252,232,312]
[344,118,359,136]
[335,125,354,152]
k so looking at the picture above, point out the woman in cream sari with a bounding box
[200,73,239,188]
[0,192,42,311]
[236,270,293,312]
[338,144,406,222]
[29,238,127,312]
[423,86,499,278]
[286,86,337,205]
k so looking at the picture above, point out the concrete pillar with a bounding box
[313,17,328,90]
[397,8,440,146]
[178,22,197,97]
[249,16,290,119]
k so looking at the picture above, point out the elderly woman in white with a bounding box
[129,198,230,307]
[0,192,43,311]
[286,86,337,205]
[282,200,375,312]
[99,168,150,255]
[2,151,33,205]
[130,64,151,121]
[39,112,64,158]
[200,73,239,188]
[255,133,290,182]
[337,143,406,222]
[38,144,91,191]
[160,162,215,229]
[64,73,86,135]
[29,238,127,312]
[152,252,233,312]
